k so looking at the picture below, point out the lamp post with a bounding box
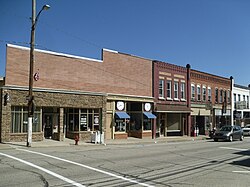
[27,0,50,147]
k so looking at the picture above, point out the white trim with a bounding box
[107,93,154,99]
[7,44,103,63]
[3,85,107,96]
[158,97,165,100]
[103,48,118,53]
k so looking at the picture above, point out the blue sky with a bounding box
[1,0,250,86]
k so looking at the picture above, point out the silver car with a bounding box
[242,124,250,136]
[213,125,244,142]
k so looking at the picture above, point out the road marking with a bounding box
[219,147,248,151]
[233,171,250,173]
[0,152,84,187]
[17,149,155,187]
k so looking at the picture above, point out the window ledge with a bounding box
[159,97,165,100]
[167,98,173,101]
[114,132,127,134]
[174,98,180,101]
[181,99,186,102]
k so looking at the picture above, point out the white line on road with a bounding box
[219,147,248,151]
[233,171,250,173]
[17,148,155,187]
[0,152,85,187]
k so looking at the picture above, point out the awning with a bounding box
[115,112,130,119]
[143,112,156,119]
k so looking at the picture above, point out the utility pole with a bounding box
[27,0,50,147]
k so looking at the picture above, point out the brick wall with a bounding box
[5,45,153,97]
[190,69,231,105]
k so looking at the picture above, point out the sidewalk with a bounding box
[0,135,208,149]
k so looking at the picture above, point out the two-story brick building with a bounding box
[0,44,155,143]
[190,70,231,135]
[153,61,191,137]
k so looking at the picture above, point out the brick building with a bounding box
[153,61,191,137]
[0,44,155,143]
[190,69,231,135]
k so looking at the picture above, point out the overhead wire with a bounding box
[2,11,151,88]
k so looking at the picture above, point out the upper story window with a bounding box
[159,79,164,98]
[174,81,179,99]
[215,88,219,103]
[224,90,227,103]
[238,94,241,102]
[191,84,195,101]
[243,95,246,102]
[202,86,206,101]
[220,90,223,103]
[227,90,231,103]
[247,96,249,109]
[234,93,236,108]
[166,80,172,99]
[208,87,212,102]
[181,82,186,100]
[197,85,201,101]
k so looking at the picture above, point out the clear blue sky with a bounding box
[1,0,250,86]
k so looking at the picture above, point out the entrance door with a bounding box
[44,114,53,138]
[160,119,165,136]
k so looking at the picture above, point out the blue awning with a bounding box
[115,112,130,119]
[143,112,156,119]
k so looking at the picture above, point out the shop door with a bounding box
[44,114,53,138]
[160,119,165,136]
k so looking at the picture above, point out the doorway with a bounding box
[44,114,53,138]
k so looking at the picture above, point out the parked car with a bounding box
[213,125,244,142]
[242,124,250,136]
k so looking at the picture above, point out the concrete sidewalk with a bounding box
[0,135,208,149]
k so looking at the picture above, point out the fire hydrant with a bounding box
[75,134,79,145]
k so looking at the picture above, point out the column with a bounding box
[59,107,64,141]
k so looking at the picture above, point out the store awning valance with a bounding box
[143,112,156,119]
[115,112,130,119]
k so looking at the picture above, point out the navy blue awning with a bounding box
[115,112,130,119]
[143,112,156,119]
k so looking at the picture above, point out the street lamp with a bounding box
[27,0,50,147]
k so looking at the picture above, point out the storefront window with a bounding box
[66,108,100,132]
[11,106,41,133]
[115,119,126,132]
[143,118,152,130]
[68,109,79,131]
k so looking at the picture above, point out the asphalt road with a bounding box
[0,138,250,187]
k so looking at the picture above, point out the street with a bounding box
[0,138,250,187]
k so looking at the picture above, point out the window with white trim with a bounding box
[159,79,164,98]
[220,90,223,103]
[174,81,179,99]
[202,86,206,101]
[234,93,236,108]
[181,82,185,100]
[227,90,230,103]
[208,87,211,102]
[247,96,249,109]
[166,80,172,99]
[197,85,201,101]
[191,84,195,101]
[215,88,219,103]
